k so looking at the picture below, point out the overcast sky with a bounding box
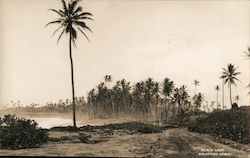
[0,0,249,108]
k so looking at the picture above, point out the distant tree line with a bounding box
[87,76,205,123]
[3,97,87,113]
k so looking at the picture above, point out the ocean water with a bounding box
[26,117,85,129]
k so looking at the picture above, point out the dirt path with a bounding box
[0,128,249,157]
[148,129,249,158]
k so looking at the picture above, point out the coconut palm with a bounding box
[192,80,200,95]
[172,85,190,121]
[153,82,160,122]
[215,85,220,109]
[46,0,93,128]
[162,78,174,98]
[193,93,204,111]
[132,81,145,119]
[162,78,174,122]
[220,63,240,108]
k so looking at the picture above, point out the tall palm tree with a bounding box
[220,63,240,108]
[153,82,160,122]
[132,81,145,120]
[243,46,250,105]
[162,78,174,122]
[192,80,200,96]
[215,85,220,109]
[172,85,190,121]
[162,78,174,98]
[46,0,93,128]
[193,92,204,111]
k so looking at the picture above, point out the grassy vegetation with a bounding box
[188,108,250,144]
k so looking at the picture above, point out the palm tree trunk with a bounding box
[69,32,76,128]
[216,91,218,109]
[229,83,232,108]
[249,61,250,105]
[222,80,224,110]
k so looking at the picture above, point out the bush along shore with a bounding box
[0,115,48,149]
[188,107,250,144]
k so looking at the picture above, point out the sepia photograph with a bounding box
[0,0,250,157]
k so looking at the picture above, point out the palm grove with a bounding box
[45,0,245,127]
[87,77,205,123]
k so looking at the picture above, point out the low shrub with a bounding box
[188,109,249,144]
[78,132,91,143]
[0,115,48,149]
[50,126,79,132]
[79,122,163,134]
[137,126,161,134]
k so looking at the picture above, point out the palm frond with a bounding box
[76,16,93,21]
[222,71,229,76]
[73,6,82,15]
[61,0,68,14]
[78,12,93,17]
[57,29,65,44]
[224,78,229,84]
[76,26,89,41]
[82,25,92,33]
[68,3,71,14]
[48,9,64,17]
[74,21,92,33]
[220,75,226,79]
[71,27,77,40]
[45,20,63,27]
[52,22,66,37]
[219,75,225,79]
[59,9,65,16]
[232,77,240,82]
[71,0,81,13]
[233,72,241,76]
[222,68,228,72]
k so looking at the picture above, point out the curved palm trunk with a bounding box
[69,32,76,128]
[229,83,232,108]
